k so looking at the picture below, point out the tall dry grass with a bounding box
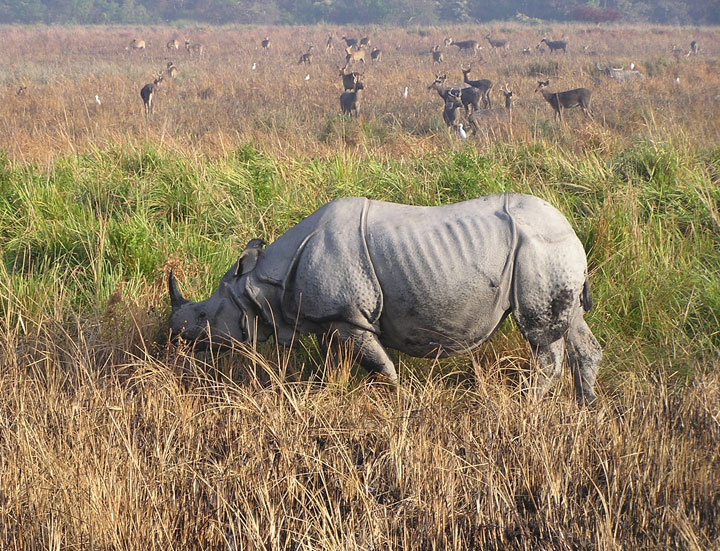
[1,308,718,550]
[1,24,720,163]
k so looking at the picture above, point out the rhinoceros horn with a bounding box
[168,270,189,309]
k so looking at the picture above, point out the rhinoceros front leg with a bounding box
[532,339,565,398]
[323,322,398,382]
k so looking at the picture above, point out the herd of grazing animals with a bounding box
[128,31,701,132]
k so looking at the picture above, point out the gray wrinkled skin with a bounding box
[169,194,602,404]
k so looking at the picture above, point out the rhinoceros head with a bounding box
[168,239,270,349]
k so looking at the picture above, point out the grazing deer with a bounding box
[345,45,366,64]
[325,34,334,53]
[298,46,314,65]
[535,80,592,123]
[468,85,513,134]
[340,80,364,118]
[462,66,493,109]
[342,35,358,48]
[129,39,146,52]
[442,89,464,128]
[339,66,362,90]
[431,45,444,64]
[261,37,270,50]
[541,38,567,54]
[485,34,509,52]
[428,74,482,113]
[359,36,371,47]
[370,47,382,63]
[166,39,180,51]
[185,40,204,58]
[690,40,699,55]
[140,74,163,117]
[449,39,482,55]
[166,62,178,79]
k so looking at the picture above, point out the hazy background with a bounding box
[0,0,716,26]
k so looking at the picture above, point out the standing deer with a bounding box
[359,36,371,48]
[185,40,204,58]
[166,62,177,79]
[442,89,464,128]
[485,34,509,53]
[535,80,592,123]
[140,74,164,117]
[448,39,482,55]
[443,37,453,47]
[370,47,382,63]
[468,85,513,134]
[345,45,366,64]
[298,46,314,65]
[431,45,444,64]
[261,37,270,51]
[342,35,358,48]
[166,39,180,51]
[339,66,362,91]
[690,40,699,55]
[428,74,482,113]
[461,66,493,109]
[540,38,567,54]
[340,80,364,118]
[325,35,334,53]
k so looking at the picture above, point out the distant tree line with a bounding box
[0,0,717,25]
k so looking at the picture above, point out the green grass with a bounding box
[1,139,718,380]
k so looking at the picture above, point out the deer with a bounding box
[345,45,366,64]
[485,34,509,53]
[442,89,464,128]
[431,44,444,64]
[468,85,513,134]
[359,36,371,48]
[185,40,204,58]
[298,46,314,65]
[428,74,482,114]
[166,39,180,51]
[342,36,358,48]
[371,47,382,63]
[166,61,178,79]
[325,34,334,53]
[443,37,453,47]
[129,39,146,52]
[340,79,364,118]
[448,39,482,55]
[690,40,699,55]
[140,73,164,117]
[535,80,592,123]
[261,37,270,50]
[339,66,362,90]
[541,38,567,54]
[461,66,493,109]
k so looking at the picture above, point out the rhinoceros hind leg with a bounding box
[324,323,398,382]
[532,338,565,398]
[566,315,601,405]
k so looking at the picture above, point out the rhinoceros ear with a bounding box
[234,239,266,277]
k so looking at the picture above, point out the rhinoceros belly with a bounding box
[365,197,515,357]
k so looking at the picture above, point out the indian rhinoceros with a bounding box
[168,193,602,404]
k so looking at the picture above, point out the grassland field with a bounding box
[0,23,719,550]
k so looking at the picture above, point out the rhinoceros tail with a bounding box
[581,280,593,312]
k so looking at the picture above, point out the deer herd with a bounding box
[128,32,699,133]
